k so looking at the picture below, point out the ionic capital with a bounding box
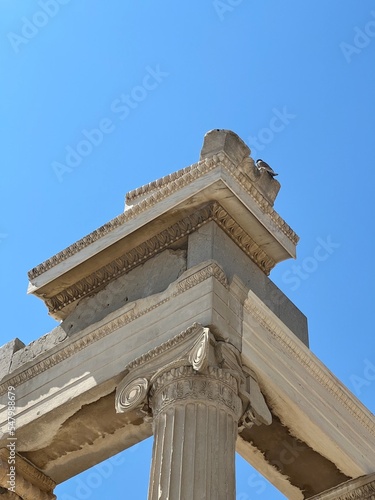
[115,323,271,429]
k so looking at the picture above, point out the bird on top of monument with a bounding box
[255,159,278,177]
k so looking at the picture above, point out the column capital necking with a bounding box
[149,365,243,420]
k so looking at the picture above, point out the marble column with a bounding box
[148,365,242,500]
[116,323,272,500]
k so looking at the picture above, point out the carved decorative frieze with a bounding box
[125,157,220,204]
[211,203,276,273]
[45,204,214,316]
[174,259,228,296]
[125,152,298,246]
[43,201,274,318]
[28,151,298,284]
[149,365,243,419]
[28,156,221,281]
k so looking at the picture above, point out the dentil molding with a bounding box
[28,152,297,283]
[42,201,276,318]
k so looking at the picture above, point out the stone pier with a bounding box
[0,130,374,499]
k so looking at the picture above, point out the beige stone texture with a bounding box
[309,473,375,499]
[0,448,56,499]
[0,130,374,499]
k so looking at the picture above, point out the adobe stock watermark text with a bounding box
[7,0,72,54]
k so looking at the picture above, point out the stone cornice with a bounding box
[0,262,227,397]
[125,151,298,245]
[43,203,212,317]
[224,157,298,245]
[42,202,275,318]
[244,292,375,440]
[212,203,276,273]
[28,152,298,283]
[125,153,296,248]
[126,162,203,203]
[0,449,56,499]
[310,473,375,499]
[28,156,221,281]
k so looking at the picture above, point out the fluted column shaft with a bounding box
[148,365,242,500]
[115,325,271,500]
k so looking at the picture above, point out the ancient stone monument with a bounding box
[0,130,374,499]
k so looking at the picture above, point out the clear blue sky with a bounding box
[1,1,374,498]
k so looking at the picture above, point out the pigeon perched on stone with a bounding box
[256,159,278,177]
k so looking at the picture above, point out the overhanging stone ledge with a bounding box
[39,201,279,320]
[27,136,298,320]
